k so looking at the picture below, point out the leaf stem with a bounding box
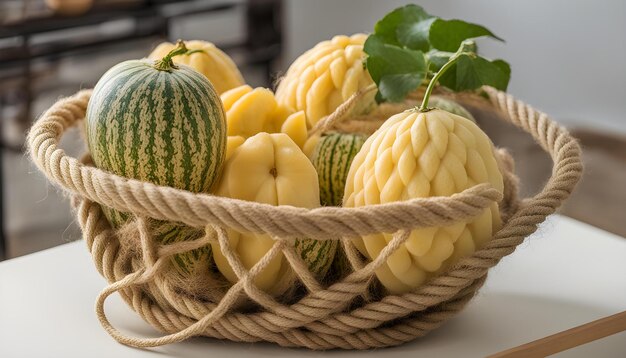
[153,40,189,72]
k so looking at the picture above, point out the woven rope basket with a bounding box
[27,86,582,350]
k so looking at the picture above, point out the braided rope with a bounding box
[28,87,582,350]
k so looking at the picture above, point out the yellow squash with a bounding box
[211,132,337,294]
[45,0,92,15]
[275,34,376,127]
[221,85,308,149]
[149,40,244,94]
[343,109,503,294]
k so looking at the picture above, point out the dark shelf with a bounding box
[0,1,242,65]
[0,0,241,38]
[0,0,283,260]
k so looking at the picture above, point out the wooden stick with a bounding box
[488,310,626,358]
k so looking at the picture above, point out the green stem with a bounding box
[419,53,465,111]
[419,40,480,111]
[153,40,189,72]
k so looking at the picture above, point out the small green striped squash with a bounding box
[311,132,367,206]
[105,212,209,276]
[155,222,209,276]
[86,59,226,191]
[85,58,227,274]
[294,237,337,280]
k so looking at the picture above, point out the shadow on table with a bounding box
[108,292,624,357]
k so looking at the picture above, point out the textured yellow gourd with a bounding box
[211,133,335,294]
[344,109,504,294]
[221,85,308,149]
[275,34,375,127]
[148,40,244,94]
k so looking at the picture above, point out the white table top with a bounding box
[1,215,625,357]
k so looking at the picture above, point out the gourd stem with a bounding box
[419,39,479,111]
[420,53,465,111]
[153,40,189,72]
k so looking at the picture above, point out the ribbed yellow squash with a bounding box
[221,85,308,149]
[149,40,244,94]
[211,132,337,294]
[343,109,503,294]
[275,34,376,127]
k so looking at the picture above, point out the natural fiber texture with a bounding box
[28,86,582,350]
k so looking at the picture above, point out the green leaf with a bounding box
[426,49,454,72]
[379,74,425,102]
[492,59,511,81]
[373,4,431,46]
[365,5,510,103]
[438,55,511,91]
[397,17,437,52]
[364,34,427,102]
[426,41,477,72]
[430,19,504,52]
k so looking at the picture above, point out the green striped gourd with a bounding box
[85,41,227,275]
[311,132,367,206]
[294,237,337,279]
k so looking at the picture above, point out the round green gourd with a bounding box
[85,42,227,275]
[311,132,367,206]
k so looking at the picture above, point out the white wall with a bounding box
[284,0,626,134]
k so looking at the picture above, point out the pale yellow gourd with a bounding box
[148,40,244,94]
[343,109,503,294]
[221,85,308,149]
[211,133,336,294]
[275,34,376,127]
[45,0,93,15]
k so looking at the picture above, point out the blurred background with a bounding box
[0,0,624,260]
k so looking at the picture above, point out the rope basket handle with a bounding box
[309,84,378,136]
[27,89,502,240]
[94,218,269,348]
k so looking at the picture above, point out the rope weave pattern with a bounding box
[28,87,582,350]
